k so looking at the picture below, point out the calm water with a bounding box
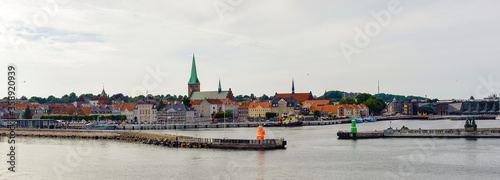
[1,120,500,180]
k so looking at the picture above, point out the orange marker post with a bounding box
[257,126,265,140]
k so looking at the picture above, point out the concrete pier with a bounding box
[0,128,286,150]
[337,128,500,139]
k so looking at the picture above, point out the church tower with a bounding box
[188,54,201,98]
[292,78,295,95]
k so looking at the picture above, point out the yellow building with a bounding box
[248,102,272,118]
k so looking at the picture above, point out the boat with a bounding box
[354,117,364,123]
[83,117,116,130]
[364,116,377,122]
[263,115,303,127]
[82,121,116,130]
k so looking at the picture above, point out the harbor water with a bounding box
[1,120,500,180]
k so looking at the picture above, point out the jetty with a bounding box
[338,117,500,139]
[0,128,286,150]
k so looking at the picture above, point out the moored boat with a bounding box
[364,116,377,122]
[354,117,363,123]
[82,121,116,130]
[263,115,303,127]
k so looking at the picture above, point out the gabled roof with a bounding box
[60,104,77,114]
[249,102,271,109]
[272,97,298,104]
[191,91,231,100]
[50,107,63,114]
[121,103,136,111]
[80,107,93,114]
[274,92,313,102]
[205,99,222,105]
[303,100,331,106]
[239,102,250,109]
[220,99,238,105]
[190,100,203,105]
[113,104,123,109]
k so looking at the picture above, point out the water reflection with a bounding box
[351,139,357,150]
[465,138,479,165]
[257,151,266,180]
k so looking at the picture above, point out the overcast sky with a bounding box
[1,0,500,100]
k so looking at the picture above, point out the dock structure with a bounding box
[338,117,500,139]
[0,128,286,150]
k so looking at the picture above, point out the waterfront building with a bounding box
[112,104,123,115]
[220,99,240,118]
[189,99,223,122]
[248,102,272,118]
[271,97,299,117]
[120,103,136,121]
[157,103,195,124]
[133,99,158,123]
[238,102,250,120]
[90,105,113,116]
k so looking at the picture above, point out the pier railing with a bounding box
[177,137,282,145]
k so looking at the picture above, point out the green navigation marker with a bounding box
[351,119,357,133]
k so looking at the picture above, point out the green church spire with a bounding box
[101,83,107,97]
[218,78,222,93]
[188,54,200,84]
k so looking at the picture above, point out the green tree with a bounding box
[313,110,321,118]
[181,97,192,107]
[355,93,372,104]
[234,95,245,102]
[339,97,356,104]
[265,112,277,119]
[364,97,386,115]
[23,105,33,119]
[224,109,233,118]
[427,98,439,103]
[166,95,176,102]
[470,96,475,100]
[259,94,270,101]
[157,100,165,110]
[20,96,28,100]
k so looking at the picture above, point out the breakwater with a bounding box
[0,128,286,150]
[337,128,500,139]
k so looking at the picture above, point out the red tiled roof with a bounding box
[220,99,237,105]
[274,92,313,102]
[120,103,136,111]
[80,107,93,114]
[190,100,203,105]
[113,104,123,109]
[303,100,330,106]
[60,104,77,115]
[51,107,63,114]
[205,99,222,104]
[239,102,250,109]
[249,102,271,108]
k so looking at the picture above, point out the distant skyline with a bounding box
[2,1,500,100]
